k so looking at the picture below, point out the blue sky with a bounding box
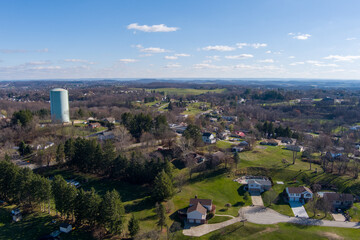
[1,0,360,80]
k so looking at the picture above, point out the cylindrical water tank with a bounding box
[50,88,70,123]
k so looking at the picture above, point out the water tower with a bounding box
[50,88,70,123]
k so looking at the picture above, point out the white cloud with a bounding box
[119,59,138,63]
[164,63,181,68]
[251,43,267,48]
[31,66,61,70]
[206,55,221,61]
[174,53,190,57]
[225,54,254,59]
[64,59,88,63]
[346,37,356,41]
[164,53,190,60]
[289,33,311,40]
[289,62,305,66]
[306,60,338,67]
[140,47,167,53]
[258,59,274,63]
[266,50,272,54]
[193,63,229,70]
[127,23,178,32]
[27,61,51,65]
[236,43,267,49]
[323,55,360,62]
[202,45,235,51]
[289,56,295,59]
[164,56,178,60]
[0,48,49,53]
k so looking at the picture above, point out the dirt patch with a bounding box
[320,232,344,240]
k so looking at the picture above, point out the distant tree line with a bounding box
[257,121,299,139]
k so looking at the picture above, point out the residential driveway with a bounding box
[332,213,346,222]
[250,192,264,206]
[183,217,242,237]
[289,201,309,218]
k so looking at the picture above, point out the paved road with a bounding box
[289,201,309,218]
[182,206,360,237]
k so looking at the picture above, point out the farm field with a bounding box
[145,88,226,96]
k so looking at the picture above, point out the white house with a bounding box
[187,198,213,224]
[202,133,216,144]
[286,186,313,202]
[60,223,72,233]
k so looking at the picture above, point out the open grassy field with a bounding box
[145,88,226,96]
[174,222,360,240]
[216,140,234,149]
[181,101,210,116]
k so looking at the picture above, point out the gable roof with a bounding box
[323,193,353,202]
[187,202,207,215]
[190,198,212,206]
[60,223,71,228]
[248,179,272,186]
[202,132,213,137]
[287,186,312,194]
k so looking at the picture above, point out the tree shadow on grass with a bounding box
[188,168,227,184]
[124,197,154,213]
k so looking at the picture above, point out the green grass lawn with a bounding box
[181,101,210,116]
[145,88,226,96]
[303,202,333,221]
[216,140,234,149]
[172,170,252,217]
[262,185,293,217]
[347,203,360,222]
[207,215,232,224]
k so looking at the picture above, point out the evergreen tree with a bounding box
[233,152,240,169]
[100,189,125,234]
[152,170,174,201]
[128,214,140,238]
[64,138,75,162]
[156,203,166,231]
[56,143,65,163]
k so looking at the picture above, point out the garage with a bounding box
[189,219,194,223]
[196,219,201,224]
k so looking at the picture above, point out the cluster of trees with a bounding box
[183,124,203,147]
[11,109,33,126]
[257,121,298,139]
[252,90,285,101]
[121,113,168,141]
[18,141,33,156]
[0,160,139,237]
[61,138,174,187]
